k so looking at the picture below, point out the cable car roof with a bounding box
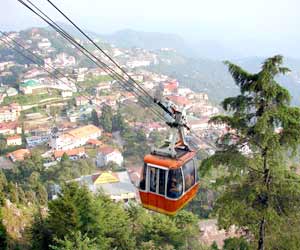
[144,149,196,169]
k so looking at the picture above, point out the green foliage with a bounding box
[223,237,250,250]
[27,184,206,250]
[112,109,127,132]
[0,207,7,250]
[210,241,219,250]
[47,183,97,242]
[91,109,99,127]
[2,92,59,106]
[122,127,149,158]
[50,231,97,250]
[100,105,113,132]
[202,55,300,250]
[30,212,51,250]
[60,153,69,163]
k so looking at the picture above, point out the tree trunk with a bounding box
[258,149,269,250]
[258,217,266,250]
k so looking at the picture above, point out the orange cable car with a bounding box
[139,100,199,215]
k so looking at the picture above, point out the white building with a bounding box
[38,39,52,49]
[49,124,102,150]
[0,104,21,123]
[6,135,22,146]
[96,146,123,167]
[61,91,73,98]
[73,171,136,202]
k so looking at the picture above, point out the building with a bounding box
[0,122,22,135]
[167,95,192,109]
[26,135,49,148]
[54,53,76,67]
[23,69,45,79]
[87,139,102,147]
[96,146,123,167]
[74,171,137,202]
[19,79,46,94]
[6,87,18,97]
[6,135,22,146]
[61,91,73,98]
[75,96,89,106]
[0,103,21,122]
[7,149,30,162]
[188,118,210,130]
[49,124,102,150]
[94,82,111,95]
[37,38,52,49]
[161,80,178,96]
[54,147,86,161]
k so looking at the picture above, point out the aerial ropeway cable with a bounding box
[16,0,166,122]
[16,0,202,214]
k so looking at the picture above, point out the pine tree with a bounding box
[99,105,113,132]
[201,55,300,250]
[91,109,99,127]
[50,231,97,250]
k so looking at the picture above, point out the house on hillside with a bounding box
[75,96,89,106]
[166,95,192,109]
[6,87,18,97]
[73,171,137,202]
[6,135,22,146]
[19,79,46,94]
[96,146,123,167]
[0,122,22,135]
[161,80,178,96]
[49,124,102,150]
[7,149,30,162]
[53,147,87,161]
[26,135,49,148]
[0,104,21,123]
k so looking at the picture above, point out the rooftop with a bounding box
[7,149,30,161]
[7,135,22,141]
[98,146,120,155]
[20,79,39,87]
[67,125,101,139]
[54,147,85,158]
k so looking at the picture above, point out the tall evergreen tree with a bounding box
[201,55,300,250]
[91,109,100,127]
[100,105,113,132]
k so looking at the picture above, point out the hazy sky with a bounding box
[1,0,300,58]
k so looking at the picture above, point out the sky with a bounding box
[1,0,300,58]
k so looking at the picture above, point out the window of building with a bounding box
[182,160,196,191]
[167,168,183,199]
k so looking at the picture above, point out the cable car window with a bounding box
[167,169,183,198]
[149,167,157,193]
[194,159,199,182]
[183,160,195,191]
[139,164,147,190]
[159,169,166,195]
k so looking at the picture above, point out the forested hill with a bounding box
[10,25,300,105]
[148,51,300,106]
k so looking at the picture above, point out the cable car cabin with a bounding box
[139,147,199,215]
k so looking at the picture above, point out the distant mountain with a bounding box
[42,23,239,60]
[148,52,300,106]
[102,29,187,51]
[101,29,241,60]
[20,25,300,105]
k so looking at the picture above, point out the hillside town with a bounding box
[0,28,226,202]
